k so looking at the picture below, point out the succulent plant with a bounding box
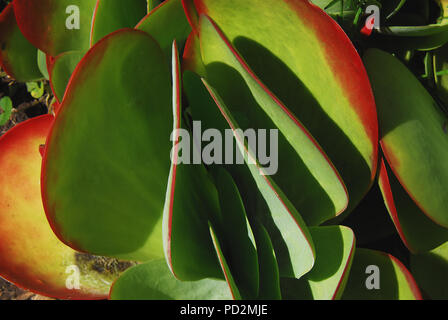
[0,0,447,300]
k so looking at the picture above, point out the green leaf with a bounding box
[197,14,349,226]
[0,115,117,299]
[342,248,422,300]
[209,166,259,299]
[209,225,241,300]
[49,51,83,102]
[0,3,42,81]
[110,259,232,300]
[162,41,222,281]
[252,221,281,300]
[193,77,316,280]
[193,0,378,215]
[0,96,12,126]
[363,49,448,228]
[137,0,191,59]
[280,226,355,300]
[42,29,172,261]
[411,241,448,299]
[13,0,97,56]
[378,158,448,253]
[90,0,147,47]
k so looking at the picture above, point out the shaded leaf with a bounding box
[49,51,83,102]
[192,0,378,215]
[342,248,421,300]
[363,48,448,228]
[378,158,448,253]
[163,41,222,281]
[137,0,191,58]
[198,14,349,226]
[13,0,97,56]
[110,259,232,300]
[281,226,355,300]
[90,0,147,46]
[411,241,448,299]
[0,3,42,81]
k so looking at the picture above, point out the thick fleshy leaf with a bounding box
[378,158,448,253]
[209,166,259,299]
[209,226,240,300]
[0,115,120,299]
[280,226,355,300]
[194,78,315,280]
[182,32,205,75]
[411,241,448,299]
[192,0,378,214]
[13,0,96,56]
[163,41,222,281]
[42,29,172,261]
[252,221,281,300]
[197,14,348,226]
[49,51,83,102]
[110,259,232,300]
[0,3,42,81]
[342,249,422,300]
[137,0,191,58]
[363,48,448,228]
[90,0,147,46]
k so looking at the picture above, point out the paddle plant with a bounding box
[0,0,447,300]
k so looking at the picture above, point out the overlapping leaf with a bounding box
[110,259,232,300]
[193,78,316,280]
[90,0,147,47]
[411,241,448,299]
[0,3,42,81]
[49,51,83,102]
[137,0,191,58]
[197,14,349,226]
[378,158,448,253]
[42,29,173,261]
[280,226,355,300]
[13,0,97,56]
[364,48,448,228]
[190,0,378,216]
[0,115,119,299]
[163,41,222,281]
[342,249,422,300]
